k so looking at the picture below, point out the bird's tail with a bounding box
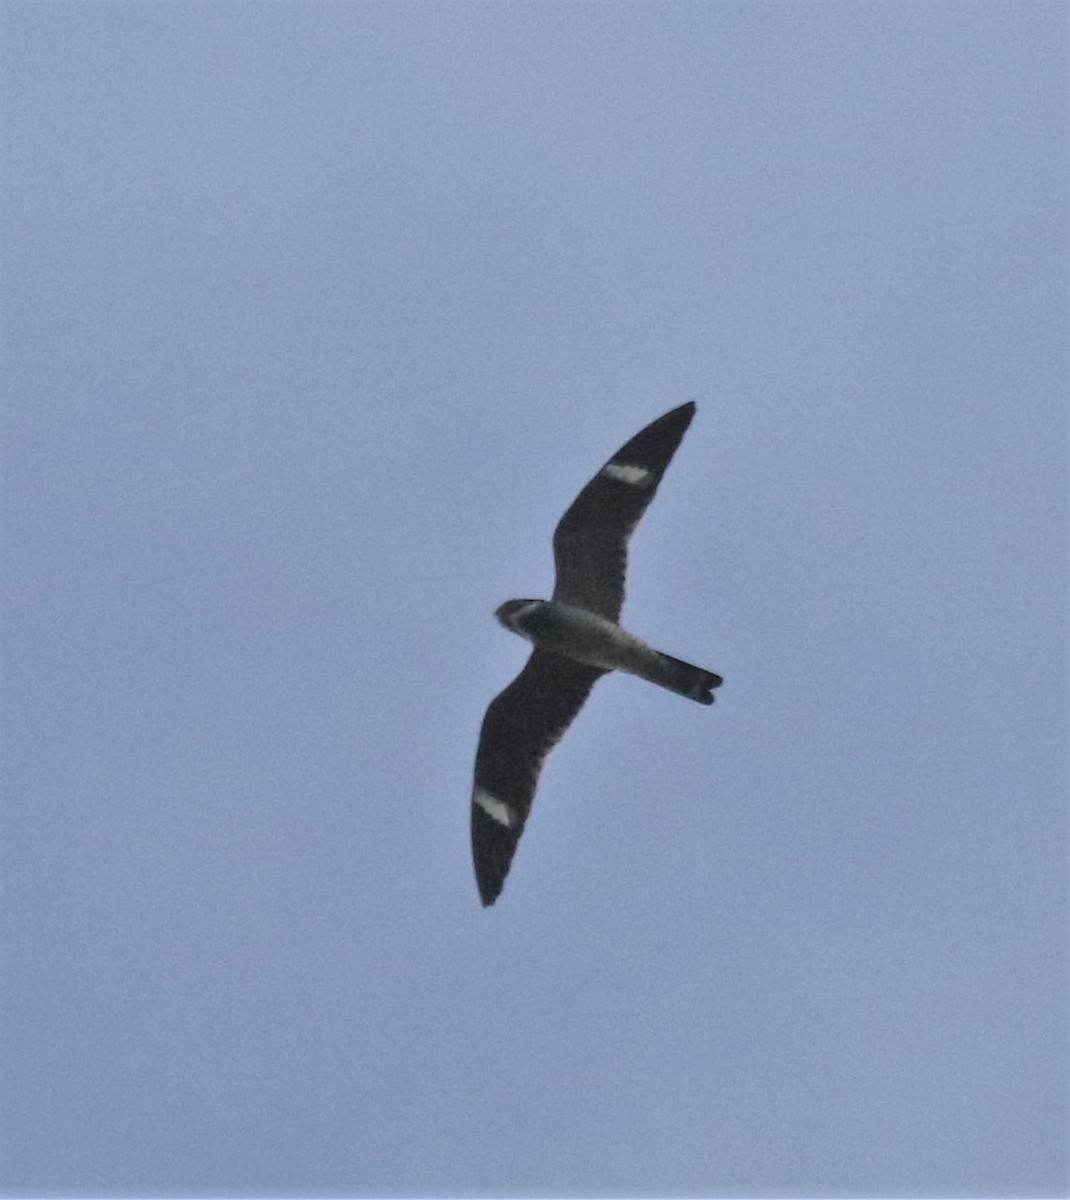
[643,650,723,705]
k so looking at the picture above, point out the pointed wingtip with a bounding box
[665,400,695,422]
[657,401,697,441]
[476,873,503,907]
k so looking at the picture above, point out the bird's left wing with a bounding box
[472,650,606,906]
[552,401,696,621]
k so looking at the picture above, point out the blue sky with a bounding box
[2,2,1065,1195]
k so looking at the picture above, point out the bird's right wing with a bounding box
[471,650,605,906]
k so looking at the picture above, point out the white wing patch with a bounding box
[473,786,516,828]
[601,462,652,486]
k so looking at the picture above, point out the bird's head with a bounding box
[495,599,541,634]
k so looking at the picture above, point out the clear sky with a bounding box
[2,2,1065,1196]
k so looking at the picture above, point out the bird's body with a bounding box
[471,402,722,906]
[496,599,719,705]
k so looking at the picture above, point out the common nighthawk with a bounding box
[471,401,722,906]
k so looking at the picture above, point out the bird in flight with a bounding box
[470,401,722,906]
